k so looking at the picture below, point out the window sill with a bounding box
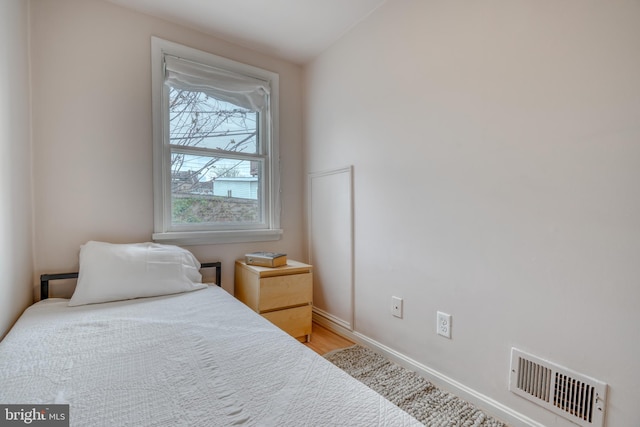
[152,229,283,246]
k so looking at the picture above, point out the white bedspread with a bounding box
[0,287,421,426]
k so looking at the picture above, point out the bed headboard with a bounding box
[40,261,222,300]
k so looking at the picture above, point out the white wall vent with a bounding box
[509,348,607,427]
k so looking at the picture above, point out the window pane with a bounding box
[171,153,262,225]
[168,87,258,153]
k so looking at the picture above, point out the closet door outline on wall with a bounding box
[308,166,354,330]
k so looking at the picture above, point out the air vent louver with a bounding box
[509,348,607,427]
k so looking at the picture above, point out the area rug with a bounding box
[324,345,507,427]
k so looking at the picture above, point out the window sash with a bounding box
[167,87,261,155]
[168,150,268,230]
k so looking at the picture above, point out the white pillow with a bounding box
[68,241,206,306]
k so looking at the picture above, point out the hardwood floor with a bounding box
[304,322,354,355]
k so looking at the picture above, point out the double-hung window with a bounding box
[151,37,281,244]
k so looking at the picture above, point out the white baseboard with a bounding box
[312,312,544,427]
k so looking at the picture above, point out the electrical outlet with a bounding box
[437,311,451,338]
[391,296,403,318]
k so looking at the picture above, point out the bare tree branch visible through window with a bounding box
[168,88,257,193]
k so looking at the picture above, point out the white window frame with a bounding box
[151,37,281,245]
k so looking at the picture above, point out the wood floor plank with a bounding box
[304,322,354,355]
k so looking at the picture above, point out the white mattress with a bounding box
[0,286,421,426]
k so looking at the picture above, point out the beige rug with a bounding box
[324,345,507,427]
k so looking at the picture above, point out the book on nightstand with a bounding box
[245,252,287,268]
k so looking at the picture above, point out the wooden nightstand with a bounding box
[235,260,313,342]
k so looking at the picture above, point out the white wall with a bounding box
[0,0,33,338]
[30,0,304,293]
[303,1,640,426]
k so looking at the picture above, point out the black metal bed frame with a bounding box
[40,261,222,300]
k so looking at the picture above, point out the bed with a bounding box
[0,242,421,426]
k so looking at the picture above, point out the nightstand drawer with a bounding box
[262,305,312,341]
[258,273,312,312]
